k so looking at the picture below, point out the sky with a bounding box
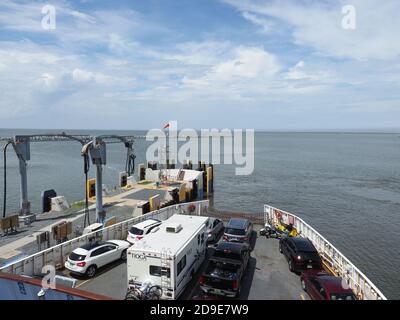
[0,0,399,130]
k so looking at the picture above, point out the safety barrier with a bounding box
[0,200,209,277]
[264,205,387,300]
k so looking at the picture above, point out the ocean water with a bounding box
[0,129,399,299]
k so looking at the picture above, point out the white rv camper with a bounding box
[126,214,209,299]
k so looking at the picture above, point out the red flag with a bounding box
[163,122,170,129]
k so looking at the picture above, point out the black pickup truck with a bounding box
[199,241,250,298]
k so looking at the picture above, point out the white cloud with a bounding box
[224,0,400,60]
[0,0,97,33]
[169,41,232,65]
[72,68,94,82]
[39,73,56,88]
[66,9,96,24]
[182,46,281,90]
[242,11,270,33]
[213,47,280,80]
[0,0,398,129]
[284,60,329,81]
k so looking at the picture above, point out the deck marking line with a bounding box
[76,279,91,288]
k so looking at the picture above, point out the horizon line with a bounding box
[1,127,400,134]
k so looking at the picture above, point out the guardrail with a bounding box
[264,204,387,300]
[0,200,209,277]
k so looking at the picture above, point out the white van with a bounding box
[127,214,209,299]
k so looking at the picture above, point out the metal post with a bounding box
[13,136,31,216]
[18,157,30,215]
[86,137,107,224]
[95,162,105,223]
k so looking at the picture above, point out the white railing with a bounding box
[264,204,387,300]
[0,200,209,277]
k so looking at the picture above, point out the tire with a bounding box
[85,265,97,278]
[301,279,307,292]
[146,286,163,300]
[121,249,127,261]
[235,287,241,298]
[288,260,294,272]
[125,288,142,300]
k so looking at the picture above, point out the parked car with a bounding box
[191,294,221,300]
[279,237,322,273]
[82,222,103,235]
[65,240,130,278]
[126,219,161,245]
[300,270,357,300]
[199,241,250,298]
[222,218,253,243]
[206,218,224,243]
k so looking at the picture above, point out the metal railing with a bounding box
[0,200,209,277]
[264,204,387,300]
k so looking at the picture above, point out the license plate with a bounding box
[307,265,312,269]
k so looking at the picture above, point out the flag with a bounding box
[163,122,170,129]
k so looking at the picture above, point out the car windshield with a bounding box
[129,227,144,235]
[207,260,240,274]
[298,251,320,261]
[213,250,242,261]
[330,293,356,300]
[69,252,86,261]
[225,228,245,236]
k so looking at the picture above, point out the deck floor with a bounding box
[71,230,308,300]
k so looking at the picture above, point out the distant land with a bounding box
[1,127,400,134]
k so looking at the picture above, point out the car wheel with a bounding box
[121,249,127,261]
[288,260,294,272]
[235,287,241,298]
[86,265,97,278]
[301,279,307,292]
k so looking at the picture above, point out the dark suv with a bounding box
[199,241,250,298]
[279,237,322,273]
[223,218,253,243]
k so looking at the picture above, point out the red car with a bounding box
[300,270,357,300]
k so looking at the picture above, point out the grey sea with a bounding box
[0,129,399,299]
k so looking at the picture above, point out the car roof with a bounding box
[317,275,354,293]
[132,219,161,229]
[72,247,89,256]
[290,237,317,251]
[227,218,249,229]
[79,241,106,251]
[215,241,247,254]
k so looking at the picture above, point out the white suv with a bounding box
[126,219,162,244]
[65,240,130,278]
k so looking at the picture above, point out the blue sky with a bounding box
[0,0,399,130]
